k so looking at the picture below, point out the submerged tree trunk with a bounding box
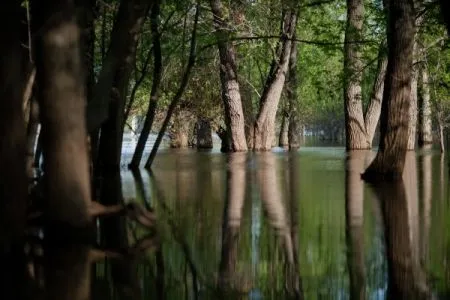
[279,112,289,147]
[209,0,248,152]
[362,0,415,181]
[86,0,152,133]
[418,66,433,147]
[32,0,92,228]
[129,0,162,169]
[97,0,151,172]
[254,9,297,151]
[0,1,28,252]
[344,0,368,150]
[196,119,213,149]
[287,33,301,150]
[365,44,388,147]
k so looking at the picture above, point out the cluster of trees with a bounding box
[0,0,449,266]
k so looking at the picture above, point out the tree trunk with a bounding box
[86,0,152,133]
[196,119,213,149]
[254,9,297,151]
[209,0,248,152]
[344,0,368,150]
[279,112,289,147]
[26,98,40,178]
[439,123,445,153]
[287,33,301,150]
[362,0,415,181]
[439,0,450,35]
[0,1,28,252]
[97,1,150,172]
[418,66,433,147]
[365,43,387,148]
[32,0,92,228]
[129,0,162,169]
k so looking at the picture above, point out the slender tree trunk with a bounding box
[32,0,92,228]
[97,1,151,172]
[129,0,162,169]
[26,98,40,178]
[279,112,289,147]
[439,123,445,153]
[0,1,28,252]
[418,66,433,147]
[362,0,415,181]
[209,0,248,152]
[287,34,300,150]
[439,0,450,35]
[365,44,387,148]
[344,0,368,150]
[86,0,152,132]
[145,5,199,169]
[254,9,297,151]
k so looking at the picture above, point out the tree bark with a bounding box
[418,66,433,147]
[287,34,301,150]
[439,0,450,35]
[344,0,368,150]
[26,97,40,178]
[279,112,289,147]
[362,0,415,181]
[86,0,152,133]
[209,0,248,152]
[32,0,92,227]
[364,44,387,148]
[0,1,28,252]
[129,0,162,169]
[254,9,297,151]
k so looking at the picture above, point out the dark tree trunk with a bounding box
[287,34,301,150]
[86,0,152,133]
[129,0,162,169]
[365,43,387,148]
[196,119,213,149]
[32,0,92,228]
[362,0,415,181]
[344,0,368,150]
[279,112,289,147]
[209,0,248,152]
[26,97,40,178]
[254,9,297,151]
[418,66,433,147]
[97,0,151,172]
[0,1,28,252]
[439,0,450,35]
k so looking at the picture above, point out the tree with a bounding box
[362,0,415,181]
[344,0,367,150]
[209,0,248,152]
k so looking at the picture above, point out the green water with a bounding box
[91,147,450,299]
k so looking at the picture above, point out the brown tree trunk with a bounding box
[196,119,213,149]
[287,34,301,150]
[254,9,297,151]
[209,0,248,152]
[344,0,368,150]
[279,112,289,147]
[418,66,433,147]
[32,0,92,227]
[0,1,28,252]
[365,44,387,148]
[86,0,152,133]
[129,0,162,169]
[362,0,415,181]
[439,0,450,35]
[97,0,151,172]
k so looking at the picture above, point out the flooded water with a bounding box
[8,147,450,299]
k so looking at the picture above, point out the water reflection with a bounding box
[9,148,450,299]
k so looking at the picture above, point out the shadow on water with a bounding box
[9,147,450,299]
